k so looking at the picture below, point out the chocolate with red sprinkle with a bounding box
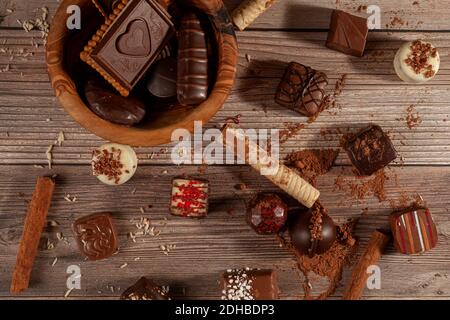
[170,178,209,218]
[247,193,288,235]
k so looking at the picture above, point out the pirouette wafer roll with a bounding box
[222,125,320,208]
[231,0,277,31]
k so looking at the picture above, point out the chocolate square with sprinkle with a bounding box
[170,178,209,218]
[345,125,397,176]
[275,62,328,117]
[221,269,279,300]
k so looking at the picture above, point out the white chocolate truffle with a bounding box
[92,143,137,185]
[394,40,440,83]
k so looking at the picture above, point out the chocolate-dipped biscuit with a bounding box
[72,213,118,261]
[390,207,438,255]
[275,62,328,117]
[84,77,146,125]
[145,57,177,99]
[247,193,288,234]
[177,12,209,105]
[289,203,337,257]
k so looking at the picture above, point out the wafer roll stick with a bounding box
[222,126,320,208]
[231,0,277,31]
[11,176,55,294]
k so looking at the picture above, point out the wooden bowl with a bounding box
[46,0,238,146]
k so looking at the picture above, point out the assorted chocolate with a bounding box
[326,10,368,57]
[289,203,337,257]
[247,193,288,234]
[390,207,438,255]
[72,213,119,261]
[275,62,328,117]
[78,0,215,127]
[221,269,279,300]
[121,277,169,300]
[170,178,209,218]
[345,125,397,176]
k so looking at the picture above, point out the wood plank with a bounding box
[0,30,449,165]
[1,0,450,30]
[0,165,449,299]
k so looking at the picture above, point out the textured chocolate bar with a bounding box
[81,0,175,96]
[121,277,169,300]
[177,13,209,105]
[390,208,438,254]
[170,178,209,218]
[345,125,397,176]
[275,62,328,117]
[72,213,118,260]
[326,10,368,57]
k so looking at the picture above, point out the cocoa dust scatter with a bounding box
[280,123,305,143]
[278,219,358,300]
[334,74,348,97]
[406,105,422,129]
[357,5,367,12]
[285,149,339,185]
[334,169,390,202]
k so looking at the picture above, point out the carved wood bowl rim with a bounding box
[46,0,238,147]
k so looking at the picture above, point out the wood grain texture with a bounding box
[0,165,449,299]
[1,30,449,164]
[2,0,450,30]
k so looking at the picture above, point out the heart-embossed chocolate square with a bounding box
[116,19,152,57]
[82,0,175,96]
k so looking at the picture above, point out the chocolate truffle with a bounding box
[247,193,288,234]
[84,77,146,126]
[345,125,397,176]
[289,203,337,257]
[170,178,209,218]
[275,62,328,117]
[72,213,118,261]
[92,143,138,185]
[145,57,177,99]
[390,207,438,254]
[326,10,368,57]
[394,40,440,83]
[121,277,169,300]
[221,269,279,300]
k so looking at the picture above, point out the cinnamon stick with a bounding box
[342,229,391,300]
[10,176,55,294]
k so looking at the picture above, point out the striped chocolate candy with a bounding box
[390,208,438,254]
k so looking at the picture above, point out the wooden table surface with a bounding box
[0,0,449,300]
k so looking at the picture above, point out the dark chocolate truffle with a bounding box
[145,57,177,99]
[247,193,288,234]
[84,77,146,126]
[289,203,337,257]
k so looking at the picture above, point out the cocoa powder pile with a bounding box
[286,149,340,185]
[279,219,358,300]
